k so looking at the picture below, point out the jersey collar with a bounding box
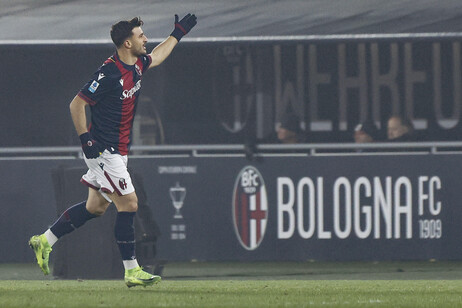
[114,52,137,70]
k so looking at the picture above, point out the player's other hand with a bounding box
[79,132,104,159]
[170,13,197,41]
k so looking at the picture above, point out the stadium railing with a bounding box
[1,141,462,160]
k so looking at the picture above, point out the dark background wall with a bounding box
[1,36,462,146]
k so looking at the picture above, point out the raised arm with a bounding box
[149,36,179,68]
[149,13,197,69]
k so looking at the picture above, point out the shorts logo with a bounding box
[232,166,268,250]
[119,178,127,190]
[88,80,99,93]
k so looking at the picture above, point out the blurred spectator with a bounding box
[387,115,415,141]
[277,113,304,144]
[354,120,380,143]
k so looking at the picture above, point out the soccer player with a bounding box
[29,14,197,288]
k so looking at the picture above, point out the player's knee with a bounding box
[112,192,138,212]
[125,200,138,212]
[86,200,110,216]
[123,194,138,212]
[88,207,106,216]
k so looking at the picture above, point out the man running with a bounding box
[29,14,197,288]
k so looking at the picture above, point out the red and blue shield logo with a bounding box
[232,166,268,250]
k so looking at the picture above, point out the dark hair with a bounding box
[280,113,301,133]
[110,17,143,47]
[355,120,380,140]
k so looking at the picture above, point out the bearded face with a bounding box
[128,27,148,56]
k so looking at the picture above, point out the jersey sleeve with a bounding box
[140,54,152,73]
[77,65,114,106]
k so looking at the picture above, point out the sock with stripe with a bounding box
[49,201,98,241]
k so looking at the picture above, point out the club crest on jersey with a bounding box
[232,166,268,251]
[135,64,142,76]
[88,80,99,93]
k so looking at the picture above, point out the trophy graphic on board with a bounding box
[169,182,186,219]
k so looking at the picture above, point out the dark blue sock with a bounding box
[50,201,98,238]
[114,212,136,261]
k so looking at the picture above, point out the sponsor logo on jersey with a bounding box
[88,80,99,93]
[119,79,124,86]
[98,72,105,80]
[232,166,268,250]
[120,80,142,100]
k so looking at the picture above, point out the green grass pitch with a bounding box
[0,262,461,307]
[1,280,461,307]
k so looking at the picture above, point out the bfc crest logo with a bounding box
[135,64,142,76]
[119,178,127,190]
[232,166,268,250]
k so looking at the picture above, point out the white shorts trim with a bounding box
[80,150,135,202]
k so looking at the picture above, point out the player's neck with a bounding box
[116,49,137,66]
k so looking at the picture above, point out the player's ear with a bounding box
[123,39,132,49]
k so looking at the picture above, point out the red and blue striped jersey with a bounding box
[78,52,152,155]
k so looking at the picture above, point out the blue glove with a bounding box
[79,132,104,159]
[170,13,197,41]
